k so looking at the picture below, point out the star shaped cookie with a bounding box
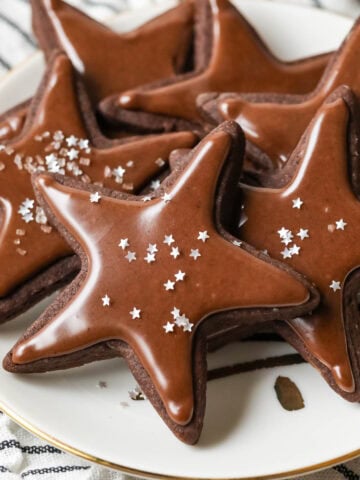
[0,0,194,144]
[0,51,196,324]
[4,122,317,444]
[237,86,360,399]
[32,0,195,103]
[200,17,360,172]
[100,0,332,132]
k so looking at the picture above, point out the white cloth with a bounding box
[0,0,360,479]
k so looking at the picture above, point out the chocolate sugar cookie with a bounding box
[0,51,197,325]
[0,0,195,144]
[4,122,318,444]
[237,86,360,400]
[100,0,332,133]
[199,16,360,171]
[32,0,195,104]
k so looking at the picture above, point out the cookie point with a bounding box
[286,277,310,307]
[33,172,56,191]
[11,342,31,365]
[331,363,355,394]
[218,98,241,120]
[118,92,137,109]
[167,396,194,426]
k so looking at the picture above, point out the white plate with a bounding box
[0,2,356,479]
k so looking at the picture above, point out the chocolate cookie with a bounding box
[0,51,197,325]
[199,16,360,172]
[0,0,195,144]
[4,122,318,444]
[31,0,195,104]
[237,86,360,401]
[100,0,332,133]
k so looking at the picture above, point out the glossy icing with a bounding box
[0,53,196,297]
[240,94,357,392]
[12,127,310,426]
[0,0,195,143]
[39,0,194,102]
[215,17,360,167]
[117,0,331,125]
[0,105,28,143]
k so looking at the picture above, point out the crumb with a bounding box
[274,376,304,411]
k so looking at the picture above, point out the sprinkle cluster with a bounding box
[97,206,211,335]
[163,307,194,333]
[274,198,347,293]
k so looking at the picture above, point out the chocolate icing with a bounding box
[0,102,28,143]
[11,125,310,426]
[0,52,196,298]
[0,0,195,143]
[210,17,360,168]
[239,92,358,393]
[115,0,331,126]
[33,0,195,103]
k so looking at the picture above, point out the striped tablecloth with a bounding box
[0,1,360,479]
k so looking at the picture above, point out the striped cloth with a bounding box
[0,0,360,479]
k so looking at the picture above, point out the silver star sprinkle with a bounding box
[66,135,78,147]
[175,314,188,327]
[130,307,141,320]
[292,197,303,209]
[90,192,101,203]
[35,207,47,225]
[281,248,292,259]
[118,238,129,250]
[190,249,201,260]
[23,212,34,224]
[174,270,186,282]
[150,180,161,191]
[125,251,136,263]
[164,280,175,291]
[163,322,175,333]
[162,193,172,203]
[53,131,64,142]
[102,294,111,306]
[297,228,309,240]
[170,246,180,259]
[329,280,341,292]
[67,148,79,161]
[182,319,194,333]
[278,227,289,238]
[197,230,210,242]
[232,240,242,247]
[335,219,347,230]
[171,307,180,319]
[113,166,126,178]
[78,139,90,150]
[147,243,158,254]
[163,234,175,246]
[290,244,300,256]
[144,253,155,264]
[281,231,293,245]
[21,198,34,210]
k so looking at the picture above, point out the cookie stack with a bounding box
[0,0,358,445]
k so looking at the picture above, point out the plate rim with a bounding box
[1,400,360,480]
[0,1,357,478]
